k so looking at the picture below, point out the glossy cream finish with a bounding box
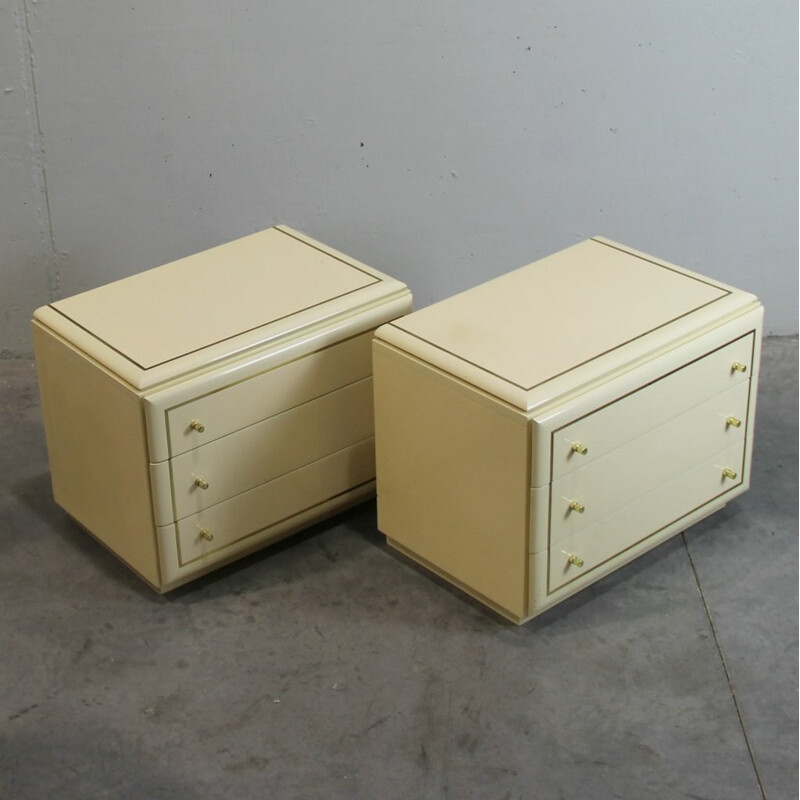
[390,239,725,391]
[156,481,377,590]
[157,332,372,460]
[549,382,750,543]
[374,238,762,623]
[547,440,749,593]
[34,226,410,391]
[173,439,375,566]
[527,486,740,617]
[166,378,373,521]
[33,322,161,586]
[531,315,760,487]
[49,227,377,370]
[33,226,411,591]
[378,237,758,412]
[143,301,408,462]
[374,341,530,621]
[548,333,754,483]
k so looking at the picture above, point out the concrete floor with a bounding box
[0,337,796,800]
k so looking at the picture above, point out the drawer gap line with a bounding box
[546,479,744,594]
[170,434,377,524]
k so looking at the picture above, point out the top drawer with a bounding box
[550,333,754,482]
[159,332,372,459]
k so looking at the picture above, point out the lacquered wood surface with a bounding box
[548,333,754,482]
[160,332,372,460]
[377,238,760,412]
[35,226,411,390]
[167,378,373,521]
[33,226,411,591]
[174,438,376,565]
[547,440,749,593]
[48,227,376,370]
[549,382,750,543]
[374,238,762,623]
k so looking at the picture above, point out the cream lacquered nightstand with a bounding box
[33,226,411,591]
[373,237,762,623]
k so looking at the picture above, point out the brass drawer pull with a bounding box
[199,528,214,541]
[570,441,588,455]
[568,500,585,514]
[721,467,738,480]
[566,553,584,568]
[731,361,747,373]
[725,416,742,428]
[194,477,209,490]
[189,419,206,433]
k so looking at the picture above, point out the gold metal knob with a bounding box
[725,416,742,428]
[721,467,738,480]
[199,528,214,541]
[567,553,584,568]
[194,477,209,490]
[570,441,588,455]
[189,419,205,433]
[568,500,585,514]
[731,361,747,373]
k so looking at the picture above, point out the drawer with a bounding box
[163,332,372,458]
[547,441,747,593]
[550,333,754,481]
[549,380,750,543]
[168,377,373,520]
[175,438,375,565]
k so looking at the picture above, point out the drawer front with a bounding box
[548,441,747,593]
[551,333,754,482]
[164,332,372,458]
[176,438,375,564]
[169,377,373,520]
[549,380,750,543]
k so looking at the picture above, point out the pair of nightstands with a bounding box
[34,229,762,622]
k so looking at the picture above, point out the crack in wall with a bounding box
[16,0,60,301]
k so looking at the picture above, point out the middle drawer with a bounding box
[160,377,373,522]
[549,379,749,544]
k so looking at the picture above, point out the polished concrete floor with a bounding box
[0,337,796,800]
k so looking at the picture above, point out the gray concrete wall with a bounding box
[2,1,797,355]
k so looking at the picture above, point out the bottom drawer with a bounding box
[548,441,747,593]
[171,438,375,565]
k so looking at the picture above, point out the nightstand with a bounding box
[373,237,761,623]
[34,226,411,591]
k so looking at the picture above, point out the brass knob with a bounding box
[721,467,738,480]
[725,416,742,428]
[199,528,214,541]
[194,477,209,490]
[570,441,588,455]
[731,361,747,373]
[568,500,585,514]
[567,553,584,568]
[189,419,205,433]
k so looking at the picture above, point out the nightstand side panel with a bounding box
[32,322,160,587]
[374,341,530,621]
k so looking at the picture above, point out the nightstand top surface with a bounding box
[378,237,759,411]
[35,226,409,390]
